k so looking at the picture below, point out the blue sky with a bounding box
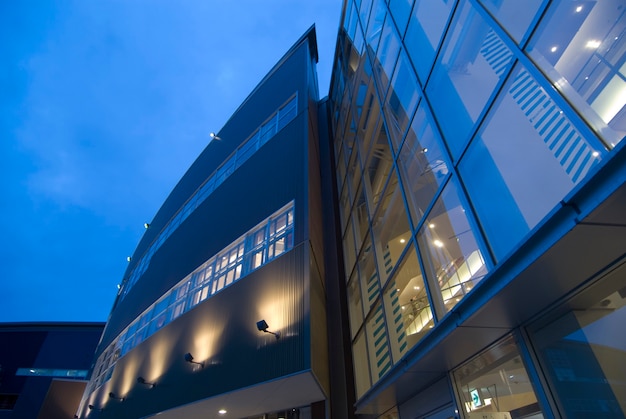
[0,1,341,322]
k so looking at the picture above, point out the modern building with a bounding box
[75,27,339,419]
[329,0,625,418]
[0,322,104,419]
[78,1,626,418]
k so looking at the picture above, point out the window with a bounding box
[453,335,544,418]
[528,261,626,418]
[427,0,514,160]
[459,63,604,261]
[416,179,487,316]
[526,0,626,147]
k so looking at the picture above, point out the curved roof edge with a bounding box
[215,25,318,138]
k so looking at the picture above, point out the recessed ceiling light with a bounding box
[575,5,583,12]
[428,223,435,229]
[413,286,420,290]
[550,46,558,52]
[586,40,601,49]
[400,238,406,243]
[218,409,227,415]
[434,239,444,248]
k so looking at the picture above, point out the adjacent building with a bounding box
[0,322,104,419]
[77,1,625,418]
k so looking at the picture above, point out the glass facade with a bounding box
[330,0,624,416]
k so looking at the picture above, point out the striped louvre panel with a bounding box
[372,304,392,378]
[389,284,408,357]
[480,29,513,77]
[509,70,598,183]
[480,30,598,184]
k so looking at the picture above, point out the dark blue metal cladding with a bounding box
[102,32,314,349]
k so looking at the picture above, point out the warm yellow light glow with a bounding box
[434,239,444,248]
[400,238,405,243]
[428,223,435,229]
[192,320,226,364]
[219,409,227,415]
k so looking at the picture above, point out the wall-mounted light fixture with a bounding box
[108,392,124,401]
[137,376,156,388]
[256,320,280,339]
[209,132,222,141]
[88,405,103,411]
[184,352,204,368]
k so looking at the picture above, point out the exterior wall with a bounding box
[0,323,104,419]
[328,0,626,418]
[79,28,330,418]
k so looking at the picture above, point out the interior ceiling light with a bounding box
[586,40,601,49]
[210,132,222,141]
[219,409,227,415]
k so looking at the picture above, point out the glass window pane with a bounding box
[526,0,626,147]
[366,303,392,381]
[529,263,626,418]
[365,0,386,53]
[371,169,411,288]
[385,50,421,149]
[357,233,379,316]
[353,330,373,399]
[383,246,433,363]
[460,63,605,260]
[374,17,402,93]
[416,179,488,316]
[388,0,414,36]
[348,270,364,339]
[362,118,393,218]
[428,0,514,160]
[397,104,451,227]
[405,0,456,83]
[453,335,544,418]
[478,0,544,43]
[343,219,358,277]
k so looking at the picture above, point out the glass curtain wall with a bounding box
[331,0,623,402]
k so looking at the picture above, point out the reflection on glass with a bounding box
[383,247,432,363]
[352,183,370,255]
[529,262,626,418]
[526,0,626,147]
[353,330,372,398]
[428,0,514,159]
[388,0,414,36]
[417,179,487,315]
[342,219,358,277]
[454,335,544,418]
[362,118,393,218]
[365,0,386,53]
[347,269,364,338]
[478,0,544,43]
[397,104,450,228]
[372,169,411,287]
[406,0,456,83]
[357,233,379,316]
[385,50,421,148]
[366,302,392,381]
[374,17,402,93]
[460,63,603,260]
